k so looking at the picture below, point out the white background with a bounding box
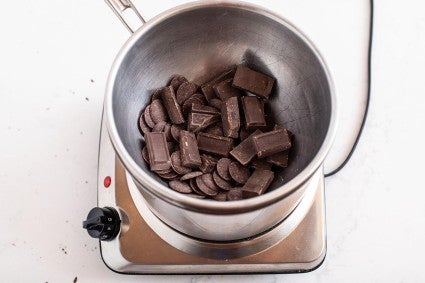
[1,0,425,282]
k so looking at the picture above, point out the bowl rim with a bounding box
[104,0,338,214]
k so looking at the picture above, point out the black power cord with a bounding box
[324,0,374,177]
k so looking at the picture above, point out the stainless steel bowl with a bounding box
[105,1,337,241]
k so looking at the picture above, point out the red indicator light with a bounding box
[104,176,112,188]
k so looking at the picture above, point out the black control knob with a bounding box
[83,207,120,241]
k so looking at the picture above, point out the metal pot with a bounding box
[104,0,337,241]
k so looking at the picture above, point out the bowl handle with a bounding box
[105,0,145,33]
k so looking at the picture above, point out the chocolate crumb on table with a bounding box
[138,65,294,200]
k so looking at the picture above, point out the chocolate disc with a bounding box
[212,171,232,190]
[168,180,192,193]
[169,74,188,91]
[182,96,204,115]
[180,171,203,181]
[141,146,150,164]
[216,158,232,181]
[213,192,227,201]
[189,178,207,196]
[151,88,164,101]
[195,176,218,196]
[171,151,192,175]
[163,123,173,141]
[150,99,168,123]
[157,171,179,180]
[143,105,155,128]
[201,173,220,191]
[152,120,167,132]
[176,81,198,105]
[170,124,183,142]
[227,188,243,201]
[139,113,151,135]
[228,161,250,184]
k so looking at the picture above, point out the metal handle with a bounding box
[105,0,145,33]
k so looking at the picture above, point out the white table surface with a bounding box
[1,0,425,282]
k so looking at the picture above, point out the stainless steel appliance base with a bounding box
[96,118,326,274]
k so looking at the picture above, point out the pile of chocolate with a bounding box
[138,65,293,201]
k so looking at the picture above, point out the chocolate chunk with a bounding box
[161,86,185,124]
[168,180,192,193]
[251,159,272,170]
[228,162,250,184]
[208,98,223,110]
[167,142,175,154]
[201,173,220,191]
[189,178,206,196]
[145,132,171,171]
[241,96,266,129]
[227,189,243,201]
[252,129,291,158]
[155,167,174,174]
[171,151,192,175]
[169,74,188,91]
[187,112,219,133]
[197,133,233,157]
[191,103,220,115]
[216,158,232,181]
[201,68,236,101]
[241,169,275,198]
[182,94,205,115]
[232,65,275,100]
[143,105,155,128]
[170,124,183,142]
[212,171,232,190]
[138,113,151,135]
[230,129,262,165]
[181,171,203,181]
[267,150,289,168]
[179,130,202,168]
[213,78,241,101]
[204,124,224,136]
[213,192,228,201]
[176,81,198,105]
[195,176,218,196]
[151,88,164,102]
[150,99,168,123]
[199,154,218,173]
[141,146,149,164]
[221,96,240,138]
[152,120,167,132]
[239,128,251,141]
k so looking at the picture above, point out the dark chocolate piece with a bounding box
[157,171,179,180]
[227,188,243,201]
[267,150,289,167]
[145,132,171,171]
[241,96,266,129]
[239,128,251,141]
[221,96,240,138]
[150,99,168,123]
[155,167,174,174]
[252,129,291,158]
[216,158,232,181]
[241,169,275,198]
[232,65,275,100]
[176,81,198,105]
[163,123,173,141]
[201,68,236,101]
[151,88,164,102]
[143,105,155,128]
[213,78,241,101]
[201,173,220,192]
[228,162,250,184]
[179,130,202,168]
[141,146,149,164]
[168,180,192,193]
[170,124,183,142]
[171,151,192,175]
[169,74,188,91]
[138,113,151,135]
[204,124,224,136]
[187,112,219,133]
[251,159,272,170]
[182,95,204,116]
[213,192,227,201]
[181,171,203,181]
[189,178,207,196]
[197,133,233,157]
[208,98,223,110]
[161,86,185,124]
[199,154,218,173]
[195,176,218,196]
[167,142,175,154]
[191,103,220,115]
[212,171,232,190]
[230,129,262,165]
